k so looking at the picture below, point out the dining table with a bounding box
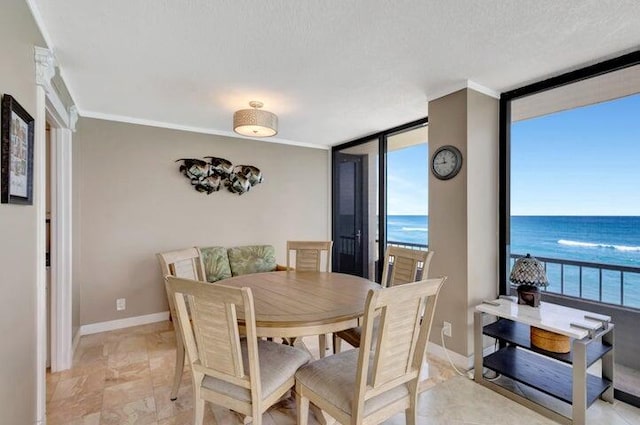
[221,270,380,338]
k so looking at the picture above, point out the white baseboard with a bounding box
[428,341,496,371]
[80,311,170,336]
[428,341,472,370]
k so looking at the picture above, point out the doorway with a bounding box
[333,151,369,277]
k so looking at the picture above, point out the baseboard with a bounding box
[428,341,496,371]
[80,311,170,336]
[428,341,471,370]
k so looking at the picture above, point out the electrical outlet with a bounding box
[116,298,126,311]
[443,321,452,337]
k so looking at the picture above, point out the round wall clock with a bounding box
[431,145,463,180]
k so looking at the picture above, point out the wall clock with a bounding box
[431,145,463,180]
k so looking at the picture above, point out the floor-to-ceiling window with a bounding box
[386,126,429,251]
[332,118,427,281]
[500,52,640,406]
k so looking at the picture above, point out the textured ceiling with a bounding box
[30,0,640,148]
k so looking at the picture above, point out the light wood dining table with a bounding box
[221,270,379,338]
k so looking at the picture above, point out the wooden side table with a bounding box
[474,298,614,425]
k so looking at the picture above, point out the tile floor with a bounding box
[47,321,640,425]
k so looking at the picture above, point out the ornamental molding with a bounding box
[68,105,78,132]
[34,46,56,94]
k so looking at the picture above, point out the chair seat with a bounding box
[295,349,409,417]
[203,339,311,402]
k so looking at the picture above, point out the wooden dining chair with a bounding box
[286,240,333,272]
[286,240,334,357]
[157,247,205,401]
[166,276,311,425]
[295,277,446,425]
[333,246,434,352]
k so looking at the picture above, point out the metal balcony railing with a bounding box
[386,240,429,250]
[510,253,640,310]
[341,238,639,309]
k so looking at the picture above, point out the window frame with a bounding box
[499,50,640,295]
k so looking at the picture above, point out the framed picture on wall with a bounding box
[1,94,35,205]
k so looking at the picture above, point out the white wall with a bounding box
[73,118,330,325]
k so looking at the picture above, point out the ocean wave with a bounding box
[402,227,428,232]
[557,239,640,252]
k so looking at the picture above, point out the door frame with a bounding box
[35,46,76,424]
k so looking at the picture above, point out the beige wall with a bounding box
[428,88,499,357]
[74,118,329,325]
[428,90,470,355]
[0,0,45,423]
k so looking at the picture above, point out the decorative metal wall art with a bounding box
[176,156,263,195]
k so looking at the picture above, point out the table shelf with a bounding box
[474,299,615,425]
[483,346,612,407]
[483,319,612,367]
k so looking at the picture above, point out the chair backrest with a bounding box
[157,247,205,280]
[354,277,446,418]
[166,276,262,402]
[380,246,434,288]
[157,248,206,320]
[286,240,333,272]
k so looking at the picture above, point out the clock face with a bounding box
[432,146,462,180]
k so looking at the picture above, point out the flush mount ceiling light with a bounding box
[233,101,278,137]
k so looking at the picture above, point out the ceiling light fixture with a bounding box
[233,101,278,137]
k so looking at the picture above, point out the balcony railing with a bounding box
[386,240,429,250]
[510,253,640,310]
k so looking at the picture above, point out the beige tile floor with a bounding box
[47,321,640,425]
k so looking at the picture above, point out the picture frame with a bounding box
[1,94,35,205]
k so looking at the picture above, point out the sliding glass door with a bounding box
[332,119,427,282]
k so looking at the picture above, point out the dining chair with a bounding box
[166,276,311,425]
[157,247,206,401]
[295,277,446,425]
[286,240,333,272]
[333,246,434,353]
[286,240,334,357]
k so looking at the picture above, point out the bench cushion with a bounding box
[200,246,232,282]
[227,245,277,276]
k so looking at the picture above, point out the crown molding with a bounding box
[25,0,54,49]
[79,110,330,150]
[427,80,500,103]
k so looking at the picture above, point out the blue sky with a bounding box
[386,93,640,216]
[387,143,428,215]
[511,93,640,216]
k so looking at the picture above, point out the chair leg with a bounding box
[318,334,327,358]
[296,386,309,425]
[194,399,205,425]
[171,336,185,401]
[405,388,418,425]
[332,333,342,354]
[192,370,205,425]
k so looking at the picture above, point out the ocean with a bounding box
[387,215,640,308]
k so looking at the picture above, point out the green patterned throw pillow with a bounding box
[199,246,232,282]
[227,245,277,276]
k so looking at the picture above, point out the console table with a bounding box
[474,298,614,425]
